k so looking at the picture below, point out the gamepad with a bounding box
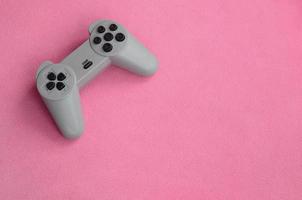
[36,19,158,139]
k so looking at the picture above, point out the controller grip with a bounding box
[111,32,158,76]
[37,63,84,139]
[42,86,84,139]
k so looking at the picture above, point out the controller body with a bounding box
[36,20,158,139]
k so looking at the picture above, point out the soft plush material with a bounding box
[0,0,301,199]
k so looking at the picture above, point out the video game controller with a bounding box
[36,19,158,139]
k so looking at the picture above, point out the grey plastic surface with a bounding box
[61,40,110,89]
[36,19,158,139]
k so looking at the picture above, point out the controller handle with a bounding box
[36,62,84,139]
[111,32,158,76]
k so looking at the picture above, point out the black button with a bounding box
[115,33,125,42]
[93,37,102,44]
[47,72,56,81]
[57,73,66,81]
[104,33,113,41]
[56,82,65,90]
[102,43,113,52]
[109,24,118,31]
[97,26,105,33]
[46,82,55,90]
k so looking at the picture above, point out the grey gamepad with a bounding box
[36,19,158,139]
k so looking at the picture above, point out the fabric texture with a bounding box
[0,0,302,199]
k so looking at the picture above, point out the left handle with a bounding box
[36,62,84,139]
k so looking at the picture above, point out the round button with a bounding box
[47,72,56,81]
[115,33,125,42]
[57,73,66,81]
[93,37,102,44]
[97,26,105,33]
[102,43,113,52]
[103,32,113,41]
[56,82,65,90]
[46,82,55,90]
[109,24,118,31]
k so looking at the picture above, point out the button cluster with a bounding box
[92,23,126,53]
[46,72,66,91]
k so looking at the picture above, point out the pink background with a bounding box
[1,0,302,199]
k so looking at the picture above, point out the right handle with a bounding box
[111,32,158,76]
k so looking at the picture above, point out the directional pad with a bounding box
[44,71,68,91]
[57,73,66,81]
[37,64,76,101]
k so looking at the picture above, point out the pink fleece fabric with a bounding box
[0,0,302,199]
